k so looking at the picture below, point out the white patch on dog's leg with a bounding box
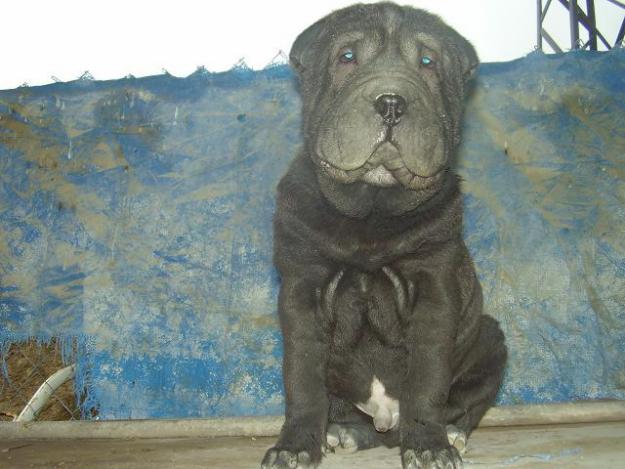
[446,424,467,454]
[326,433,340,448]
[355,376,399,433]
[382,265,407,313]
[326,424,340,449]
[323,269,344,313]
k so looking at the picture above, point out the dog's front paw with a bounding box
[261,420,324,468]
[401,421,464,469]
[401,446,463,469]
[326,423,379,453]
[261,448,316,469]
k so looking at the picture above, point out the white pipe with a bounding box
[2,401,624,440]
[14,364,76,422]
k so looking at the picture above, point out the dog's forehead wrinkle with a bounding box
[331,30,364,44]
[414,32,441,52]
[329,30,381,55]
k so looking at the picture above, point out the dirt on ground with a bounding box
[0,339,79,421]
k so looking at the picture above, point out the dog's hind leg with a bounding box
[446,314,507,443]
[326,395,392,452]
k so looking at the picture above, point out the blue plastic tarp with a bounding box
[1,51,624,418]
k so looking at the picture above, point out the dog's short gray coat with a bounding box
[261,3,507,469]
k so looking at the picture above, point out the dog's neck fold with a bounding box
[316,169,447,219]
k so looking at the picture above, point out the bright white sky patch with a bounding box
[2,0,623,90]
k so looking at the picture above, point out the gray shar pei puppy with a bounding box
[262,3,507,468]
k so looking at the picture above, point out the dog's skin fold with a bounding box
[261,3,507,469]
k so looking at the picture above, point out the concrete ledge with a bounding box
[1,401,624,440]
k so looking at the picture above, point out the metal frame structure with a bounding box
[537,0,625,52]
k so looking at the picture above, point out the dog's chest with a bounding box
[319,266,414,347]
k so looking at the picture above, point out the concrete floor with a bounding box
[1,421,624,468]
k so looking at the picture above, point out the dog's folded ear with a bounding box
[460,39,479,82]
[444,28,479,83]
[289,17,327,77]
[443,32,479,99]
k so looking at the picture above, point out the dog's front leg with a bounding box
[262,271,330,468]
[400,264,463,469]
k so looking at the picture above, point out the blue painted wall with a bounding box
[1,51,624,419]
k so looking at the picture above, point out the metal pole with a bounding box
[586,0,598,50]
[569,0,580,49]
[537,0,544,50]
[616,18,625,47]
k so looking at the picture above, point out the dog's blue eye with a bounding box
[421,55,434,66]
[339,50,356,64]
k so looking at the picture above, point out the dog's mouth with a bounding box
[314,91,449,192]
[317,141,447,191]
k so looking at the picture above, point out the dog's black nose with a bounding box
[375,94,406,127]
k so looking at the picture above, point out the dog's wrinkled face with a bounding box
[290,2,478,193]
